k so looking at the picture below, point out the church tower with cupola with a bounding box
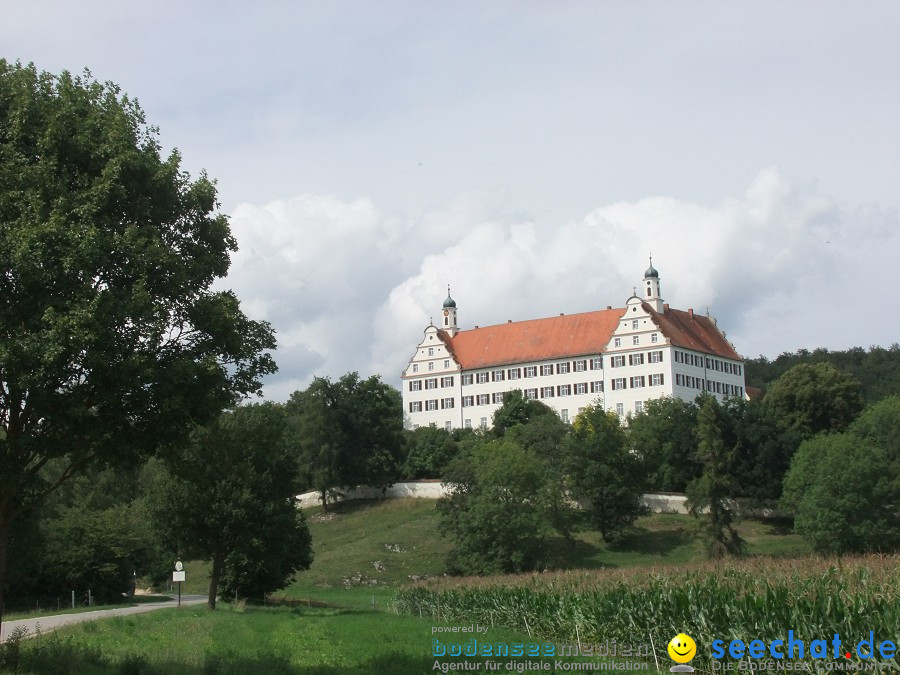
[442,287,459,337]
[643,257,664,312]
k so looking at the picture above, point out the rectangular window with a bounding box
[464,419,472,428]
[651,373,664,386]
[477,394,490,405]
[444,359,450,368]
[525,388,538,400]
[508,368,521,380]
[575,360,587,372]
[441,398,455,409]
[611,355,626,368]
[676,351,683,364]
[425,399,438,411]
[590,381,604,393]
[633,335,640,345]
[541,365,554,376]
[649,350,663,363]
[425,378,438,390]
[612,378,627,391]
[428,347,434,356]
[492,369,505,382]
[651,333,658,343]
[409,401,422,413]
[462,396,474,407]
[561,409,569,423]
[524,366,537,378]
[409,380,422,391]
[477,372,489,384]
[632,319,639,329]
[557,362,570,374]
[676,373,683,386]
[614,337,621,347]
[480,417,488,429]
[630,376,645,388]
[441,376,454,387]
[462,374,473,386]
[412,363,419,373]
[629,353,644,366]
[706,357,712,368]
[541,386,555,398]
[737,365,742,376]
[591,357,602,370]
[428,362,434,371]
[445,421,452,431]
[557,384,571,396]
[635,400,643,414]
[616,402,624,417]
[491,392,503,404]
[575,382,588,395]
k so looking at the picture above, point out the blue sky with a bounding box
[4,1,899,399]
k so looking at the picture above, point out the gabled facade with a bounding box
[401,263,745,430]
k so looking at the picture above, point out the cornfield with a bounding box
[395,555,900,667]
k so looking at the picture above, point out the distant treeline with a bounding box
[745,344,900,403]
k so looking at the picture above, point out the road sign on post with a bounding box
[173,561,185,606]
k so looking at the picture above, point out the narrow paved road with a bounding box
[0,595,207,642]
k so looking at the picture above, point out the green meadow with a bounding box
[5,499,821,673]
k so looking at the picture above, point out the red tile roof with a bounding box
[645,304,741,360]
[437,309,622,369]
[437,304,740,370]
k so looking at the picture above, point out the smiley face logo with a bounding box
[668,633,697,664]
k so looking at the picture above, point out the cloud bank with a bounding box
[224,166,898,401]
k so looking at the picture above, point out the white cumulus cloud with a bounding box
[223,167,899,399]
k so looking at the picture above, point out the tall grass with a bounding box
[395,554,900,665]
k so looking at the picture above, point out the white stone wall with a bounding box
[297,482,704,515]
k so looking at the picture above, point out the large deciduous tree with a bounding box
[438,439,555,575]
[627,396,700,492]
[781,433,899,554]
[764,362,863,437]
[0,62,275,625]
[148,403,312,609]
[285,373,404,508]
[565,406,647,543]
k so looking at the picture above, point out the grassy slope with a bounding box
[282,499,808,599]
[171,499,807,604]
[9,500,813,673]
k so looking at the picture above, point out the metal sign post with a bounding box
[173,561,185,607]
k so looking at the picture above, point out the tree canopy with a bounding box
[781,433,899,554]
[565,406,647,542]
[0,61,275,622]
[285,373,404,507]
[438,439,555,575]
[764,362,863,438]
[745,345,900,404]
[148,403,312,609]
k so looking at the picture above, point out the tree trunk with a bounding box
[207,554,222,610]
[0,520,9,641]
[0,505,12,635]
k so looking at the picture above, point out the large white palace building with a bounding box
[401,261,746,430]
